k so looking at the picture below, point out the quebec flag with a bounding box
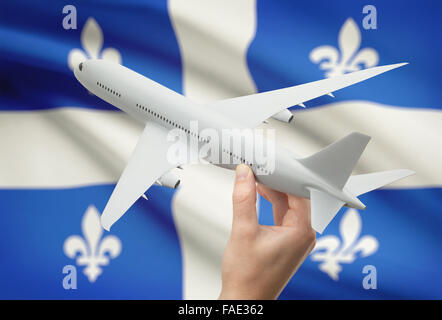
[0,0,441,299]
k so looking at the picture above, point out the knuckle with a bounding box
[304,228,316,246]
[293,226,316,244]
[311,237,317,250]
[310,229,317,242]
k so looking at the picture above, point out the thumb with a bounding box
[232,164,258,229]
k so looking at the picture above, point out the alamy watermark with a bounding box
[362,265,377,289]
[362,5,377,30]
[62,265,77,290]
[166,121,276,175]
[62,5,77,30]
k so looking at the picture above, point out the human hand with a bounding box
[219,164,316,300]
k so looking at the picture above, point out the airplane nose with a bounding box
[79,62,83,71]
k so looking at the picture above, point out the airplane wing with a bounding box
[206,63,407,128]
[101,121,180,231]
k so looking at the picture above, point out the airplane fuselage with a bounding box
[74,60,363,209]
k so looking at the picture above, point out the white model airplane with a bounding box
[74,60,413,233]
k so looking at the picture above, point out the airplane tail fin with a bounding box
[345,169,415,196]
[299,132,371,189]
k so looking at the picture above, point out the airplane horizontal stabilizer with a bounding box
[345,169,415,196]
[309,188,344,233]
[300,132,371,189]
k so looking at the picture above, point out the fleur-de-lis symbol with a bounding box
[68,17,121,71]
[63,205,122,282]
[309,18,379,78]
[310,208,378,281]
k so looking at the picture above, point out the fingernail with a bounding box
[236,164,249,181]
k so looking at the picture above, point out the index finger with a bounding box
[283,194,311,228]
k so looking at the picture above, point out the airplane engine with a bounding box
[271,109,294,123]
[155,170,181,189]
